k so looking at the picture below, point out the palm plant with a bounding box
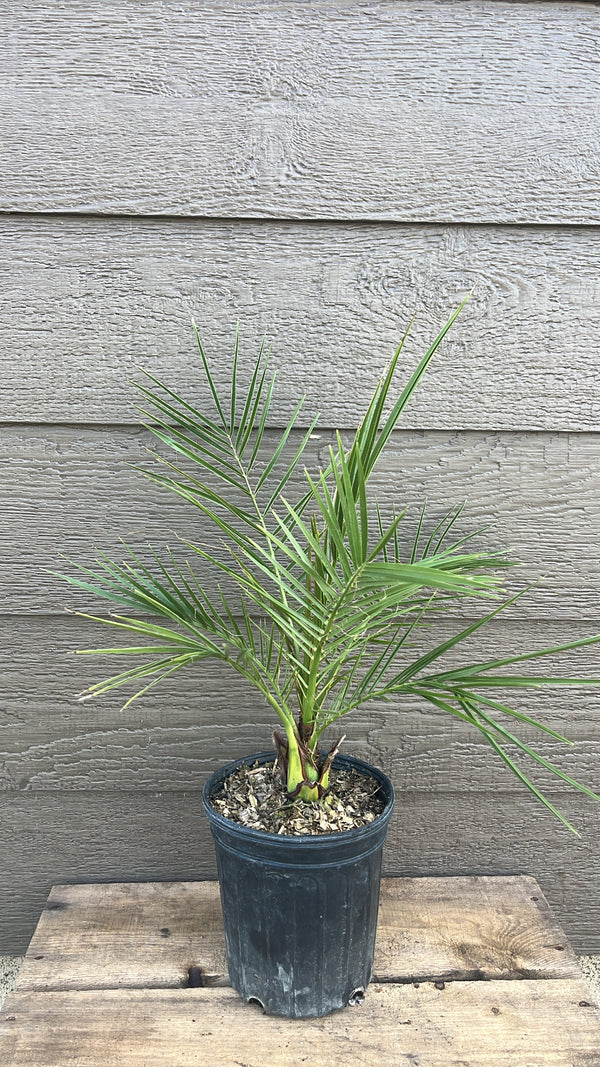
[60,300,600,831]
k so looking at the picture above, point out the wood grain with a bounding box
[374,875,582,983]
[1,982,599,1066]
[16,882,229,993]
[2,3,599,221]
[13,877,581,994]
[2,790,600,955]
[2,218,600,427]
[8,1,598,105]
[4,425,600,615]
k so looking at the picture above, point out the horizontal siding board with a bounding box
[3,425,600,616]
[1,789,599,954]
[2,218,600,429]
[2,2,599,221]
[9,1,599,106]
[5,98,599,223]
[3,614,600,794]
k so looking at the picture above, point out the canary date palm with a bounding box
[59,300,600,831]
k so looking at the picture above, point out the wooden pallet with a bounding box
[0,876,599,1065]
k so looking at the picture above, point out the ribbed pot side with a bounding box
[202,751,395,1019]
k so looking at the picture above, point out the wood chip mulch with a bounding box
[209,758,387,836]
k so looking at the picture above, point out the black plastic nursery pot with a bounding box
[202,750,395,1019]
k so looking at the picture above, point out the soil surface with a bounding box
[209,758,387,835]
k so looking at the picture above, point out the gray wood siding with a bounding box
[3,616,600,794]
[3,427,600,617]
[2,1,600,953]
[2,2,599,221]
[2,219,600,429]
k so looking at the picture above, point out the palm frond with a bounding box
[57,305,600,825]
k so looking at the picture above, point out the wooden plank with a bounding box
[2,218,600,428]
[1,982,599,1066]
[13,877,581,994]
[15,882,228,993]
[2,3,599,221]
[2,790,600,956]
[4,426,600,615]
[374,876,582,983]
[3,614,600,795]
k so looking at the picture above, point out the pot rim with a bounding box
[202,749,395,846]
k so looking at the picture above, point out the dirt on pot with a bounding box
[209,758,386,835]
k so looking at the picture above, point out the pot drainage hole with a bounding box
[348,988,365,1006]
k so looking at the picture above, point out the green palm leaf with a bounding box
[57,304,600,824]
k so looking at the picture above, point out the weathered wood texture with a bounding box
[4,425,600,615]
[2,792,600,955]
[1,878,598,1066]
[2,218,600,428]
[3,983,599,1067]
[14,878,582,993]
[2,3,599,221]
